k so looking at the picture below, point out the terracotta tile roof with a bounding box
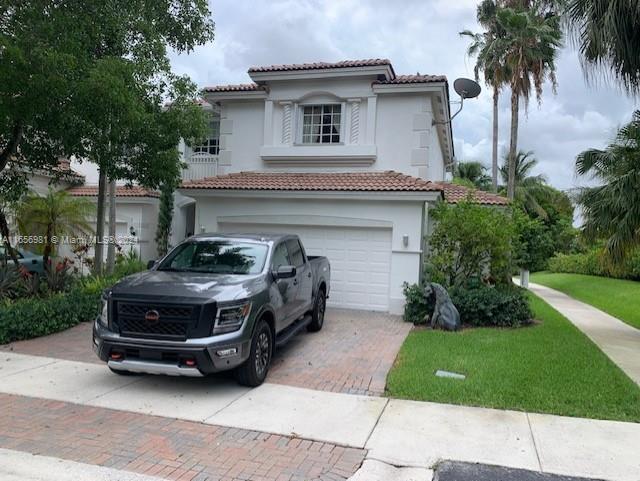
[181,171,442,192]
[202,83,266,93]
[438,182,509,205]
[375,74,447,85]
[248,59,392,73]
[67,185,160,198]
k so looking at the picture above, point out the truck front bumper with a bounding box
[93,321,251,376]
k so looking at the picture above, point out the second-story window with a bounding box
[193,116,220,155]
[301,104,341,144]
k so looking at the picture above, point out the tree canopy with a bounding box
[576,110,640,263]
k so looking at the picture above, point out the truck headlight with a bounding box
[213,301,252,335]
[98,293,109,328]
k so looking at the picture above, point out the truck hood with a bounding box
[109,270,263,302]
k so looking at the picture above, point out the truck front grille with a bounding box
[115,301,199,340]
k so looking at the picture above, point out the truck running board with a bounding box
[275,314,312,348]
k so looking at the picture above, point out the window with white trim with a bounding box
[193,116,220,155]
[301,104,341,144]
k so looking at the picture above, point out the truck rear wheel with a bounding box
[307,289,326,332]
[234,320,272,387]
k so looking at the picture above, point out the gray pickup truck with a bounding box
[93,234,330,386]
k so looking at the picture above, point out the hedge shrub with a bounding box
[402,282,532,328]
[548,249,640,280]
[450,285,532,328]
[0,274,122,344]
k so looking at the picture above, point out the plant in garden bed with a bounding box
[0,255,147,344]
[406,199,532,328]
[428,199,515,287]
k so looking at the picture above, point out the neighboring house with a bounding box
[173,59,506,314]
[5,158,85,249]
[27,159,85,196]
[66,185,160,262]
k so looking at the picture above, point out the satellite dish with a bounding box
[454,78,482,99]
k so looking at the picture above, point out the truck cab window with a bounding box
[286,239,305,267]
[271,242,291,270]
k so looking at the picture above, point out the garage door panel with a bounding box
[219,223,391,311]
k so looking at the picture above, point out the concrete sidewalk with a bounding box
[526,282,640,386]
[1,352,639,481]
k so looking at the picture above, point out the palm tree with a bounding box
[455,161,493,190]
[566,0,640,96]
[499,150,549,218]
[460,0,507,192]
[494,6,562,200]
[575,110,640,263]
[16,189,94,268]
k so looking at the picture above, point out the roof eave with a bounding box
[202,90,268,102]
[248,65,394,83]
[177,188,442,202]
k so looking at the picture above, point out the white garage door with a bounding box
[219,223,392,311]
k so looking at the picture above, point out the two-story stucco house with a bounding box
[170,59,506,315]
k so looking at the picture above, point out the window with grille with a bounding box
[301,104,341,144]
[193,117,220,155]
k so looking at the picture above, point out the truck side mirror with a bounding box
[274,265,296,279]
[146,260,156,270]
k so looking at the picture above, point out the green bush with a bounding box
[451,284,533,327]
[402,281,532,328]
[114,250,147,278]
[548,248,640,280]
[0,285,102,344]
[429,200,516,287]
[402,282,434,324]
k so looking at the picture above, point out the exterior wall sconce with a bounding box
[200,225,206,233]
[402,235,409,247]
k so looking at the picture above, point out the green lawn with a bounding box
[386,293,640,422]
[531,272,640,330]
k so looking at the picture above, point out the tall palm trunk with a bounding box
[492,85,499,192]
[94,167,107,275]
[507,88,519,200]
[106,178,116,274]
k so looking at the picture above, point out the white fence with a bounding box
[182,154,218,181]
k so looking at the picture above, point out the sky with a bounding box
[81,0,638,191]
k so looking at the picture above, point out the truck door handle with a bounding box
[293,279,298,286]
[307,272,312,278]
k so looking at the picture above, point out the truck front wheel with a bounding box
[234,320,272,387]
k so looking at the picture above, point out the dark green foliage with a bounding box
[114,250,147,278]
[429,200,516,287]
[155,181,176,257]
[450,284,533,327]
[575,110,640,264]
[0,285,101,344]
[513,211,555,272]
[401,282,434,324]
[548,248,640,280]
[403,280,532,328]
[567,0,640,95]
[0,268,136,344]
[453,161,492,191]
[43,258,75,293]
[0,265,20,300]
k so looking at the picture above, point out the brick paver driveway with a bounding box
[0,308,410,396]
[0,309,407,480]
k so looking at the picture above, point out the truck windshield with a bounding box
[157,241,268,275]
